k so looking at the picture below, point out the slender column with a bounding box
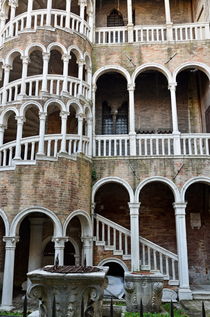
[26,0,34,29]
[46,0,52,26]
[0,124,5,146]
[81,236,93,266]
[127,0,133,43]
[37,112,46,156]
[1,236,19,310]
[8,0,18,37]
[164,0,173,40]
[2,64,12,105]
[92,84,96,155]
[87,9,94,41]
[79,0,87,34]
[28,218,44,273]
[169,83,181,155]
[19,56,29,97]
[0,12,7,34]
[14,116,24,160]
[65,0,71,28]
[129,203,140,271]
[62,54,70,93]
[77,114,83,152]
[173,203,192,300]
[87,117,93,156]
[52,237,68,266]
[86,67,92,99]
[78,59,84,95]
[41,53,50,93]
[128,84,136,156]
[60,111,69,153]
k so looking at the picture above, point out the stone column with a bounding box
[60,111,69,153]
[37,112,46,156]
[52,237,68,266]
[1,236,19,310]
[26,0,34,29]
[2,64,11,105]
[0,12,6,36]
[19,56,29,97]
[14,116,24,160]
[87,117,93,156]
[86,67,92,99]
[79,0,87,34]
[87,9,94,42]
[46,0,52,26]
[78,59,84,95]
[65,0,71,28]
[0,124,6,146]
[77,114,83,152]
[41,53,50,93]
[169,83,181,155]
[129,203,140,271]
[164,0,173,40]
[128,84,136,156]
[92,84,96,155]
[8,0,18,37]
[173,203,192,300]
[62,54,70,94]
[28,218,44,273]
[81,236,93,266]
[127,0,133,43]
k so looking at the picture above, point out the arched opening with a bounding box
[64,241,76,265]
[185,182,210,288]
[28,50,43,76]
[176,68,210,133]
[3,111,17,144]
[95,0,127,28]
[102,261,125,299]
[52,0,66,10]
[33,0,47,10]
[107,9,124,26]
[48,49,63,75]
[43,241,54,266]
[46,104,61,134]
[96,72,128,135]
[9,53,22,82]
[0,217,5,302]
[22,106,39,138]
[71,0,80,16]
[68,52,78,78]
[135,70,171,134]
[65,217,83,265]
[14,213,54,295]
[15,0,27,16]
[67,107,77,134]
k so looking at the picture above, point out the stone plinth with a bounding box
[124,272,164,313]
[27,266,108,317]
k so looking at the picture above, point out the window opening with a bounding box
[107,9,124,27]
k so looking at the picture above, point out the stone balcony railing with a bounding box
[0,75,90,105]
[93,133,210,157]
[95,22,210,44]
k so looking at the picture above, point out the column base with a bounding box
[0,305,15,311]
[178,288,193,301]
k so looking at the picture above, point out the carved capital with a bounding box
[3,236,19,248]
[42,52,50,61]
[39,111,47,120]
[60,111,70,119]
[15,115,25,124]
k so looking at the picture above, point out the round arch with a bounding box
[10,206,63,237]
[25,43,46,56]
[20,101,43,117]
[66,99,83,115]
[0,107,19,125]
[0,209,9,236]
[181,176,210,202]
[84,52,92,68]
[132,63,172,85]
[92,177,134,203]
[44,98,66,113]
[46,42,67,55]
[67,45,83,61]
[92,65,131,86]
[84,104,92,119]
[5,49,23,65]
[173,62,210,82]
[63,210,92,237]
[98,257,128,272]
[134,176,180,202]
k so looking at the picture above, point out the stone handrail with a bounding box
[0,9,91,45]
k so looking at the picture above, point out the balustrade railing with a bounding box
[134,25,167,42]
[0,75,90,104]
[95,26,128,44]
[0,134,89,168]
[95,213,178,282]
[93,133,210,157]
[0,9,90,45]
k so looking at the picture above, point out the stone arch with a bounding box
[66,99,83,115]
[63,210,92,237]
[5,48,23,65]
[25,43,46,57]
[181,176,210,202]
[0,208,9,236]
[98,257,129,271]
[84,104,92,119]
[67,45,83,61]
[10,206,63,237]
[92,177,134,203]
[20,101,43,117]
[132,63,172,85]
[43,98,66,113]
[135,176,180,202]
[84,52,92,68]
[0,107,19,125]
[93,65,131,86]
[46,42,67,55]
[173,62,210,82]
